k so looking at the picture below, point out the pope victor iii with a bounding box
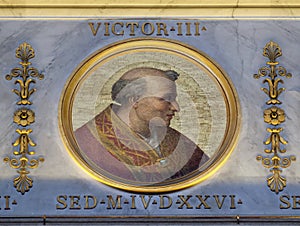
[75,67,208,185]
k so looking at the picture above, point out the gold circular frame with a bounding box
[59,38,240,193]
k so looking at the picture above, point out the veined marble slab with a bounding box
[0,17,299,224]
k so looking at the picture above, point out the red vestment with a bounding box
[75,105,208,185]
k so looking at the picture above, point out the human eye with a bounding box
[162,95,175,102]
[157,97,166,101]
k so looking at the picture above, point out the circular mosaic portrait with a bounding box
[59,38,240,192]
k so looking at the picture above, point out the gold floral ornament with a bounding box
[254,41,292,105]
[264,128,287,154]
[5,42,44,105]
[4,42,44,195]
[4,128,44,194]
[13,108,35,127]
[263,106,285,126]
[12,129,36,156]
[254,41,295,194]
[3,155,44,195]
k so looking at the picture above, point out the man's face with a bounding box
[133,76,180,127]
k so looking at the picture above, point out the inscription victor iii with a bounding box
[88,21,207,37]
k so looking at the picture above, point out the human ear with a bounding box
[132,101,139,109]
[129,96,139,108]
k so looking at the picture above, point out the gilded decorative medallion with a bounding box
[59,38,240,193]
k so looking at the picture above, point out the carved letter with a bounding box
[84,195,97,209]
[104,22,110,36]
[130,195,136,209]
[177,195,193,209]
[56,195,67,210]
[194,22,200,36]
[4,196,10,210]
[230,195,236,209]
[126,22,139,36]
[292,196,300,209]
[88,22,101,36]
[112,22,124,36]
[156,23,169,36]
[141,22,155,35]
[177,22,183,36]
[185,22,192,36]
[213,195,226,209]
[107,195,122,209]
[196,195,211,209]
[69,195,81,210]
[159,195,172,209]
[280,195,291,209]
[140,195,152,209]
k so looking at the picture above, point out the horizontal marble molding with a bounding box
[0,0,299,18]
[1,0,300,8]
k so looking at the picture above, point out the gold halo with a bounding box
[59,38,241,193]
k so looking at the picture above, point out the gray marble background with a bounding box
[0,19,299,219]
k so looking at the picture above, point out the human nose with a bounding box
[170,100,180,112]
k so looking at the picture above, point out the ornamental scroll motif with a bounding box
[3,43,44,195]
[254,41,296,194]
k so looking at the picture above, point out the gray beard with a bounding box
[146,117,168,149]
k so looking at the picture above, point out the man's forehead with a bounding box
[120,67,169,80]
[144,76,176,85]
[144,76,177,95]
